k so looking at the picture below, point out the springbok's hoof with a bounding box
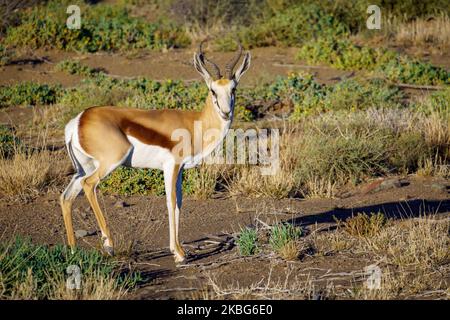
[104,246,115,256]
[174,254,186,265]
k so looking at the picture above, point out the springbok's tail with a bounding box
[64,115,83,173]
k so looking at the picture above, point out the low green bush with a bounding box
[0,82,62,108]
[297,38,450,85]
[0,125,21,158]
[237,227,258,256]
[274,72,404,118]
[0,44,14,66]
[215,3,348,50]
[99,167,166,196]
[4,1,190,52]
[269,223,301,252]
[99,166,215,197]
[55,59,104,77]
[295,109,443,187]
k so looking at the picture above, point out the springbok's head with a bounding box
[193,40,251,121]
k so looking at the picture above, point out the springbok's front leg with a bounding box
[163,162,186,264]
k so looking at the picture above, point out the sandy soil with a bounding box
[0,175,448,299]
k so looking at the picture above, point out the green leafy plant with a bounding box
[215,3,348,49]
[55,59,104,77]
[4,1,190,52]
[297,38,450,85]
[0,82,62,108]
[269,223,302,252]
[236,227,258,256]
[0,125,21,158]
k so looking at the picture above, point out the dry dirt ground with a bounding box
[0,176,449,299]
[0,47,449,299]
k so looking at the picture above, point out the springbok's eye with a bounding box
[211,89,216,96]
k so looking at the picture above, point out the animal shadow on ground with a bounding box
[133,233,235,264]
[288,199,450,229]
[134,269,174,287]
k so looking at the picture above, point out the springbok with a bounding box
[60,41,251,263]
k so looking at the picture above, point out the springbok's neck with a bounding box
[194,93,232,158]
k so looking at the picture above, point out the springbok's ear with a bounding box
[234,52,251,83]
[193,53,212,86]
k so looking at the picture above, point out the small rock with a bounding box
[114,200,129,208]
[74,207,89,219]
[361,178,384,195]
[377,178,402,191]
[431,183,447,192]
[75,229,89,239]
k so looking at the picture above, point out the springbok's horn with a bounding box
[198,40,221,80]
[225,41,243,79]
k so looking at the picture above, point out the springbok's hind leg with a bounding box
[60,174,84,252]
[81,164,116,256]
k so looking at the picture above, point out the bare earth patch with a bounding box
[0,175,448,299]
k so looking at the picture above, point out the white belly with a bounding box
[127,136,173,170]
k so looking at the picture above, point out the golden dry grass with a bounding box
[314,214,449,299]
[5,268,128,300]
[0,150,67,200]
[0,129,69,201]
[277,240,300,261]
[395,15,450,49]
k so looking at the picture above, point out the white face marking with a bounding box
[209,80,236,120]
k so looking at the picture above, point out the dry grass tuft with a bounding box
[49,274,128,300]
[7,269,127,300]
[277,240,300,261]
[363,216,449,269]
[0,130,69,201]
[0,150,66,200]
[394,15,450,49]
[339,212,387,238]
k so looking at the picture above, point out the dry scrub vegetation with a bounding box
[211,214,449,300]
[1,104,449,201]
[0,129,69,201]
[383,14,450,50]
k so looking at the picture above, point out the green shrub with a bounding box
[0,125,21,158]
[295,109,444,188]
[0,237,140,299]
[269,223,301,252]
[55,59,103,77]
[99,166,211,196]
[282,73,403,119]
[380,56,450,85]
[4,1,190,52]
[0,82,62,108]
[216,3,348,49]
[297,38,450,85]
[0,43,14,66]
[99,167,166,196]
[237,227,258,256]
